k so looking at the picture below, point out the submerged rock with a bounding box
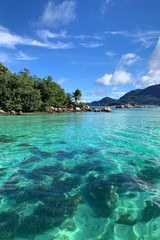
[16,185,54,203]
[140,201,160,222]
[0,183,24,200]
[51,175,82,194]
[0,135,14,143]
[0,211,19,240]
[68,162,104,175]
[18,214,51,237]
[55,151,75,160]
[83,176,118,217]
[21,156,41,165]
[30,147,53,157]
[25,164,63,182]
[141,167,160,182]
[107,173,144,193]
[116,213,138,226]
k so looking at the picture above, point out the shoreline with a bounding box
[0,104,158,115]
[0,106,112,115]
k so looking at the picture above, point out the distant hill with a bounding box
[87,84,160,106]
[87,97,117,106]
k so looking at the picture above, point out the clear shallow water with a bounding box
[0,109,160,239]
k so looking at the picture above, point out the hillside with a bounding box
[88,84,160,106]
[87,97,117,106]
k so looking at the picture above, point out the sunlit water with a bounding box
[0,109,160,240]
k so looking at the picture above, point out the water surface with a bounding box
[0,109,160,240]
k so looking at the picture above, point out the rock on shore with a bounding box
[94,106,112,112]
[0,105,113,115]
[115,104,153,109]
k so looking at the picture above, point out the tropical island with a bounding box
[0,63,86,114]
[0,63,159,115]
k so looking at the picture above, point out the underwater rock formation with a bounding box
[0,211,19,240]
[83,175,118,217]
[140,200,160,222]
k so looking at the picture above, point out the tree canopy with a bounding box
[0,63,85,112]
[72,89,82,102]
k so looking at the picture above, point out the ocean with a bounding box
[0,108,160,240]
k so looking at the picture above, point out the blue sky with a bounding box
[0,0,160,102]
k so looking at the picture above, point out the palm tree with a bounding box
[72,89,82,102]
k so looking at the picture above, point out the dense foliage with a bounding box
[0,63,84,111]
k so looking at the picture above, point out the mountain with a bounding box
[87,84,160,106]
[87,97,117,106]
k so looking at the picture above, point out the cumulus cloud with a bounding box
[95,69,133,86]
[0,25,73,49]
[57,78,69,85]
[38,1,76,28]
[15,51,38,60]
[86,89,107,96]
[141,38,160,86]
[119,53,140,66]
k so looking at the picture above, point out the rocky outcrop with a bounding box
[0,105,112,115]
[0,110,6,114]
[116,104,152,109]
[10,110,16,114]
[94,108,102,112]
[75,107,81,112]
[116,104,134,108]
[103,106,112,112]
[17,111,23,115]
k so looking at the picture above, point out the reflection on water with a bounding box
[0,109,160,239]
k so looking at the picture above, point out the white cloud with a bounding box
[106,51,116,57]
[0,25,73,49]
[80,42,103,48]
[141,38,160,86]
[38,1,76,28]
[106,30,160,48]
[119,53,140,66]
[37,29,67,40]
[101,0,112,14]
[86,89,107,96]
[15,51,38,60]
[95,69,133,86]
[74,34,103,40]
[57,78,69,85]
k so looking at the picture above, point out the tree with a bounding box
[72,89,82,102]
[65,93,73,107]
[0,63,9,75]
[37,76,66,109]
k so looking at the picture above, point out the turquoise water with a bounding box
[0,109,160,240]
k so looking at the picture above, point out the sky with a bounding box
[0,0,160,102]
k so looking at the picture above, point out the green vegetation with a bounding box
[0,63,85,112]
[72,89,82,102]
